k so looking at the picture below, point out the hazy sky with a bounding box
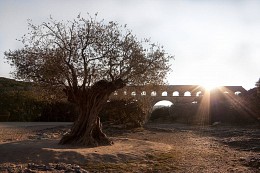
[0,0,259,90]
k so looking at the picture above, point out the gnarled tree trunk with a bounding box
[59,79,125,146]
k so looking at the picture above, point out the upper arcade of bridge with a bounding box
[110,85,247,98]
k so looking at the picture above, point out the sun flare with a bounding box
[202,83,218,91]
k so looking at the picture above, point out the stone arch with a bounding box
[196,91,202,96]
[131,91,136,96]
[141,91,146,96]
[149,100,174,121]
[151,91,157,96]
[152,100,174,109]
[234,91,241,95]
[184,91,191,96]
[172,91,179,96]
[162,91,167,96]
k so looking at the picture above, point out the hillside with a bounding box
[0,77,32,91]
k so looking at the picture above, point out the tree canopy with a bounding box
[5,15,171,93]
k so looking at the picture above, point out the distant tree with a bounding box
[256,78,260,97]
[256,78,260,87]
[5,15,172,146]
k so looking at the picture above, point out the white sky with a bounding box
[0,0,259,90]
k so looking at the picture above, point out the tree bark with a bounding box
[59,79,125,146]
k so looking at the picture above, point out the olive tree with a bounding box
[5,15,172,146]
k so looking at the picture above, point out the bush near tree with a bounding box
[100,99,146,128]
[37,102,77,122]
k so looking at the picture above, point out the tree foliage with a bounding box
[256,78,260,97]
[256,78,260,87]
[5,15,171,90]
[4,15,172,146]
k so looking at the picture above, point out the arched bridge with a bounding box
[110,85,247,107]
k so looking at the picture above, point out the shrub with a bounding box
[36,102,77,122]
[100,99,146,128]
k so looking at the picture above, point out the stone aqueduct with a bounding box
[109,85,247,108]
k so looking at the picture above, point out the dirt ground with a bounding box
[0,122,259,172]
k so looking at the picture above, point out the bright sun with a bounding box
[202,83,218,91]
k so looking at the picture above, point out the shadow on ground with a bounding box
[0,140,85,164]
[0,139,140,165]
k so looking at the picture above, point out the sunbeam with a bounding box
[195,90,211,125]
[218,87,259,121]
[194,86,258,125]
